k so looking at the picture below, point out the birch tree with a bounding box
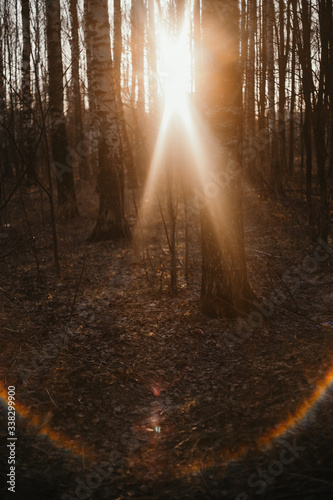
[86,0,129,241]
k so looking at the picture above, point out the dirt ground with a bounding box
[1,180,333,500]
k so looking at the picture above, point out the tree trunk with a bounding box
[193,0,201,97]
[277,0,289,196]
[0,17,10,208]
[295,0,315,234]
[328,0,333,180]
[246,0,256,136]
[131,0,147,178]
[240,0,247,98]
[175,0,185,29]
[267,0,279,194]
[148,0,158,112]
[244,0,257,182]
[259,0,267,175]
[200,0,254,317]
[86,0,129,241]
[21,0,35,182]
[289,2,296,174]
[5,0,19,178]
[134,0,145,118]
[69,0,86,180]
[83,0,98,176]
[113,0,137,188]
[45,0,78,216]
[314,0,330,241]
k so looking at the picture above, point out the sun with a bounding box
[132,18,196,241]
[157,23,191,117]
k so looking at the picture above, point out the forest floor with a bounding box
[1,179,333,500]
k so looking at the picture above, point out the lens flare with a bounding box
[1,363,333,481]
[0,381,94,460]
[179,364,333,477]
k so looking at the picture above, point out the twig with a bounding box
[250,248,282,258]
[274,265,300,311]
[44,388,60,410]
[0,286,31,315]
[286,471,333,487]
[0,166,28,211]
[158,196,172,252]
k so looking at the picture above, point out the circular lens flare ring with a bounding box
[1,363,333,478]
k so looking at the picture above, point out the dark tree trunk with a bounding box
[296,0,315,234]
[69,0,86,180]
[246,0,256,136]
[289,2,296,174]
[0,22,8,211]
[258,0,267,173]
[240,0,247,99]
[45,0,78,216]
[83,0,98,176]
[277,0,289,196]
[244,0,257,183]
[0,18,10,196]
[314,0,330,241]
[21,0,35,182]
[328,0,333,179]
[267,0,279,194]
[200,0,254,317]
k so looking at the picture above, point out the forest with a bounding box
[0,0,333,498]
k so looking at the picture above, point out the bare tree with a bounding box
[259,0,267,133]
[293,0,314,233]
[289,0,296,173]
[21,0,35,182]
[69,0,86,179]
[83,0,98,175]
[266,0,279,194]
[314,0,330,240]
[45,0,78,215]
[0,15,9,209]
[277,0,290,194]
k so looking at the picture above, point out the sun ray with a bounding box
[133,18,193,241]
